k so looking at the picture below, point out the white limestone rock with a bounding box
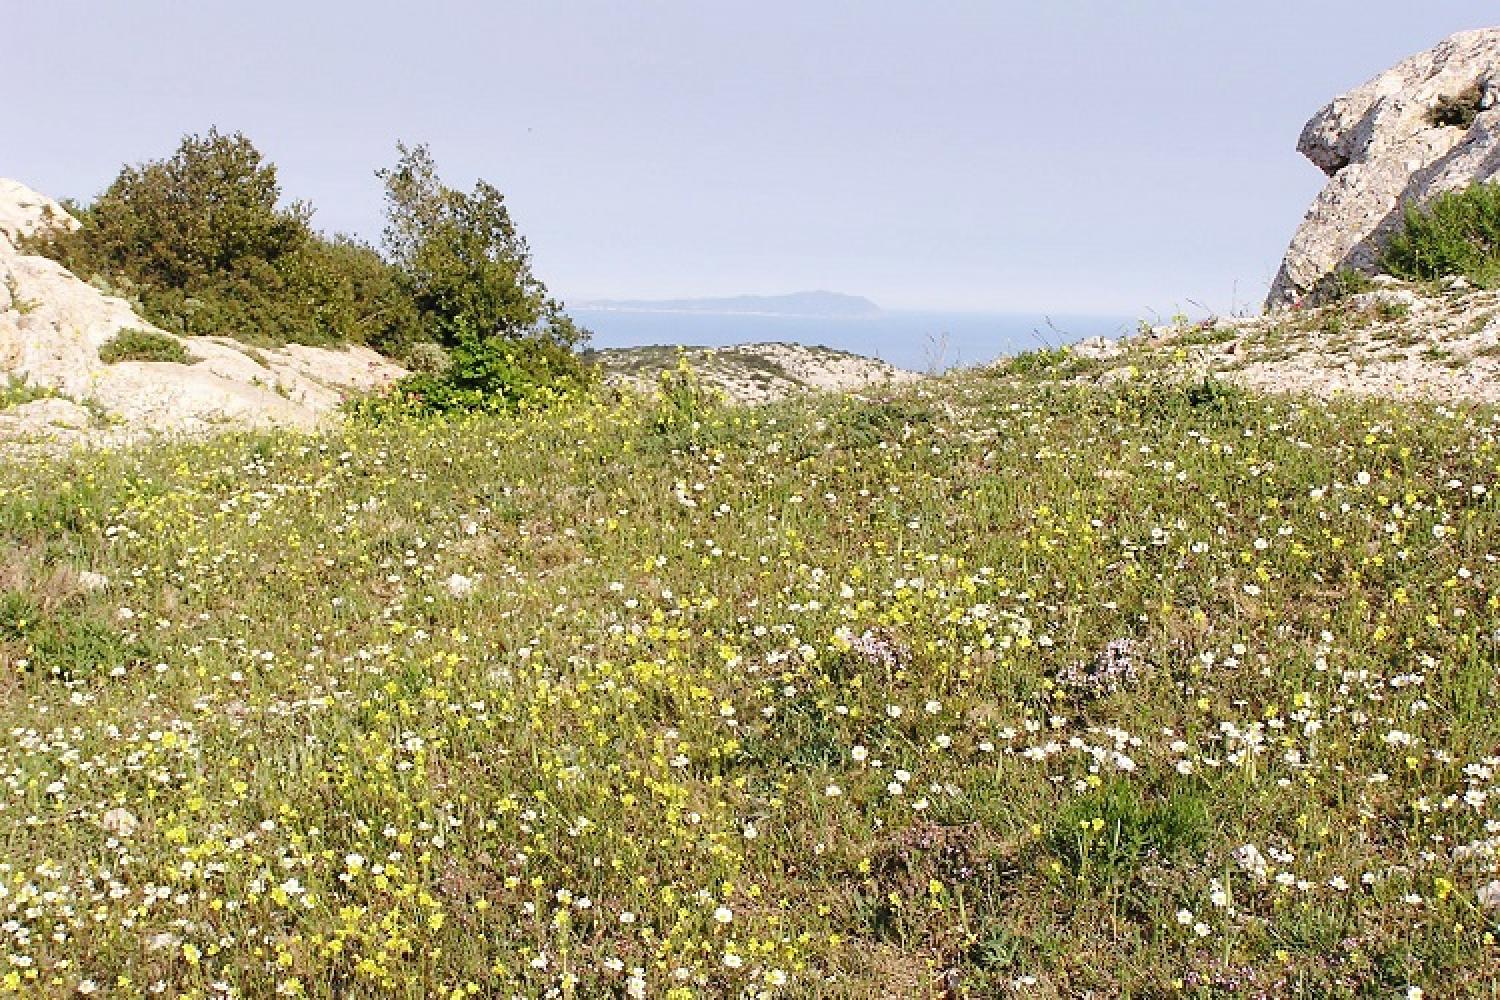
[1268,29,1500,309]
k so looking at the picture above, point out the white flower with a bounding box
[443,573,476,598]
[77,571,109,592]
[713,906,733,924]
[100,807,139,838]
[1477,880,1500,911]
[1234,843,1268,881]
[850,745,868,762]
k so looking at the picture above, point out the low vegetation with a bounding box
[1381,181,1500,289]
[0,364,1497,996]
[0,376,60,410]
[97,328,196,365]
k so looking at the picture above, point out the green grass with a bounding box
[97,327,197,365]
[0,371,1498,996]
[0,376,61,410]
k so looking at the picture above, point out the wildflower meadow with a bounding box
[2,366,1499,997]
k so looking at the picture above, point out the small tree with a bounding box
[378,143,586,349]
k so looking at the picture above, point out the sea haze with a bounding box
[569,307,1140,372]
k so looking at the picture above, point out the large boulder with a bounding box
[1267,29,1500,310]
[0,178,405,445]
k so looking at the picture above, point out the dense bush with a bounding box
[349,321,596,420]
[98,328,196,364]
[26,130,419,348]
[1379,181,1500,288]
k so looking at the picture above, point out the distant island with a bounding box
[573,290,882,318]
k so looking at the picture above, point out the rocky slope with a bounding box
[591,342,918,404]
[1011,279,1500,406]
[0,178,406,450]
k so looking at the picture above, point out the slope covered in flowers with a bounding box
[1,369,1499,997]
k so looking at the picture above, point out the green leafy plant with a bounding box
[0,376,60,410]
[1315,267,1376,304]
[0,591,150,680]
[1000,346,1076,377]
[98,328,196,364]
[349,321,595,420]
[650,352,722,434]
[1380,182,1500,288]
[1047,780,1211,888]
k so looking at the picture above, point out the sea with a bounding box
[570,309,1140,373]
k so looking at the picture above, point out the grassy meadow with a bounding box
[1,363,1499,997]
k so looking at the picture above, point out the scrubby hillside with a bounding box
[593,341,917,403]
[0,177,406,448]
[1,366,1497,996]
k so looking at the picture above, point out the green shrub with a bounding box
[1315,267,1376,303]
[27,130,592,411]
[1380,182,1500,288]
[25,129,421,349]
[1112,376,1253,430]
[349,324,596,420]
[98,328,195,364]
[404,341,451,374]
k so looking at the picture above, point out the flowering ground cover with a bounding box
[1,367,1499,997]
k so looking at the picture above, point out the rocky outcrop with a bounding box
[1267,28,1500,310]
[593,342,918,404]
[0,179,404,448]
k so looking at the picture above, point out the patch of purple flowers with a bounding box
[1057,637,1141,696]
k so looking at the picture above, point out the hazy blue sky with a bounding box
[8,3,1498,315]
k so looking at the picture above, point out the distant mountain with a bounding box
[573,291,882,318]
